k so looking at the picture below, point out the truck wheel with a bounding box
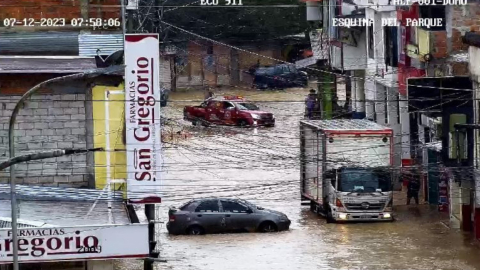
[192,120,198,126]
[326,210,335,223]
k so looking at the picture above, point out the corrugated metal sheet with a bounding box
[0,57,97,73]
[79,34,124,57]
[0,32,79,55]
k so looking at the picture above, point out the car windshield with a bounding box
[236,102,259,111]
[237,199,256,209]
[338,167,392,193]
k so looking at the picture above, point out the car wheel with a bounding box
[258,221,278,233]
[187,225,205,235]
[238,119,248,127]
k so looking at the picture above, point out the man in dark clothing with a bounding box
[305,89,317,119]
[407,172,420,205]
[204,87,214,100]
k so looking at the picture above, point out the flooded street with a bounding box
[127,89,480,270]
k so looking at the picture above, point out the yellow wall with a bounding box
[92,85,126,192]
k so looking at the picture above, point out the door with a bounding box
[220,200,257,232]
[193,199,225,233]
[219,101,236,124]
[205,101,222,123]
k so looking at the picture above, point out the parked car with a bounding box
[167,198,291,235]
[183,96,275,127]
[253,64,308,89]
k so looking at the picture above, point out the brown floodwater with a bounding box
[117,89,480,270]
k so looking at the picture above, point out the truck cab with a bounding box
[324,167,393,222]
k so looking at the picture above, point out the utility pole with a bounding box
[7,67,122,270]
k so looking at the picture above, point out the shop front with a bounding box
[0,184,149,270]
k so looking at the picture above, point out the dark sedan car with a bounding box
[167,198,291,235]
[253,64,308,89]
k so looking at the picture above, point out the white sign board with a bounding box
[125,34,162,203]
[0,224,148,263]
[126,0,139,10]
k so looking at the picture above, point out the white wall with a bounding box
[343,31,368,71]
[468,45,480,82]
[352,70,366,114]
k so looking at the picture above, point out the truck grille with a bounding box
[345,202,385,211]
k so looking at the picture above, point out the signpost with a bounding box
[124,34,162,204]
[0,224,148,263]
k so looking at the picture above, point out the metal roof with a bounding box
[0,32,79,55]
[0,56,97,73]
[0,184,129,227]
[79,33,124,57]
[301,119,392,131]
[0,184,123,201]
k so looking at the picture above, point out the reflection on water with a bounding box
[120,89,480,270]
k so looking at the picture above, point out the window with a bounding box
[223,102,235,109]
[221,200,250,213]
[419,5,445,31]
[207,44,214,54]
[180,200,195,210]
[237,103,259,111]
[384,26,398,67]
[368,24,374,59]
[195,200,220,212]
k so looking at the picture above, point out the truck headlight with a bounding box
[383,213,391,219]
[338,213,347,220]
[251,114,261,119]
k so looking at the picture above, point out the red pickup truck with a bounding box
[183,96,275,127]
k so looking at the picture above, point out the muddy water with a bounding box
[120,89,480,270]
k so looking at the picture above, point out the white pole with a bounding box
[105,90,113,224]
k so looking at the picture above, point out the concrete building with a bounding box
[0,56,122,188]
[172,39,307,89]
[462,31,480,240]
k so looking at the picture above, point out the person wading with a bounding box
[204,87,214,100]
[407,170,421,205]
[305,89,317,119]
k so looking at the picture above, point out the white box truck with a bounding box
[300,119,394,222]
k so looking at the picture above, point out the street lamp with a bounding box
[7,65,123,270]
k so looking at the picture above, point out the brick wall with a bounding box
[451,4,480,53]
[176,41,283,88]
[0,0,120,22]
[0,94,89,187]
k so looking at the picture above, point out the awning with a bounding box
[0,184,149,263]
